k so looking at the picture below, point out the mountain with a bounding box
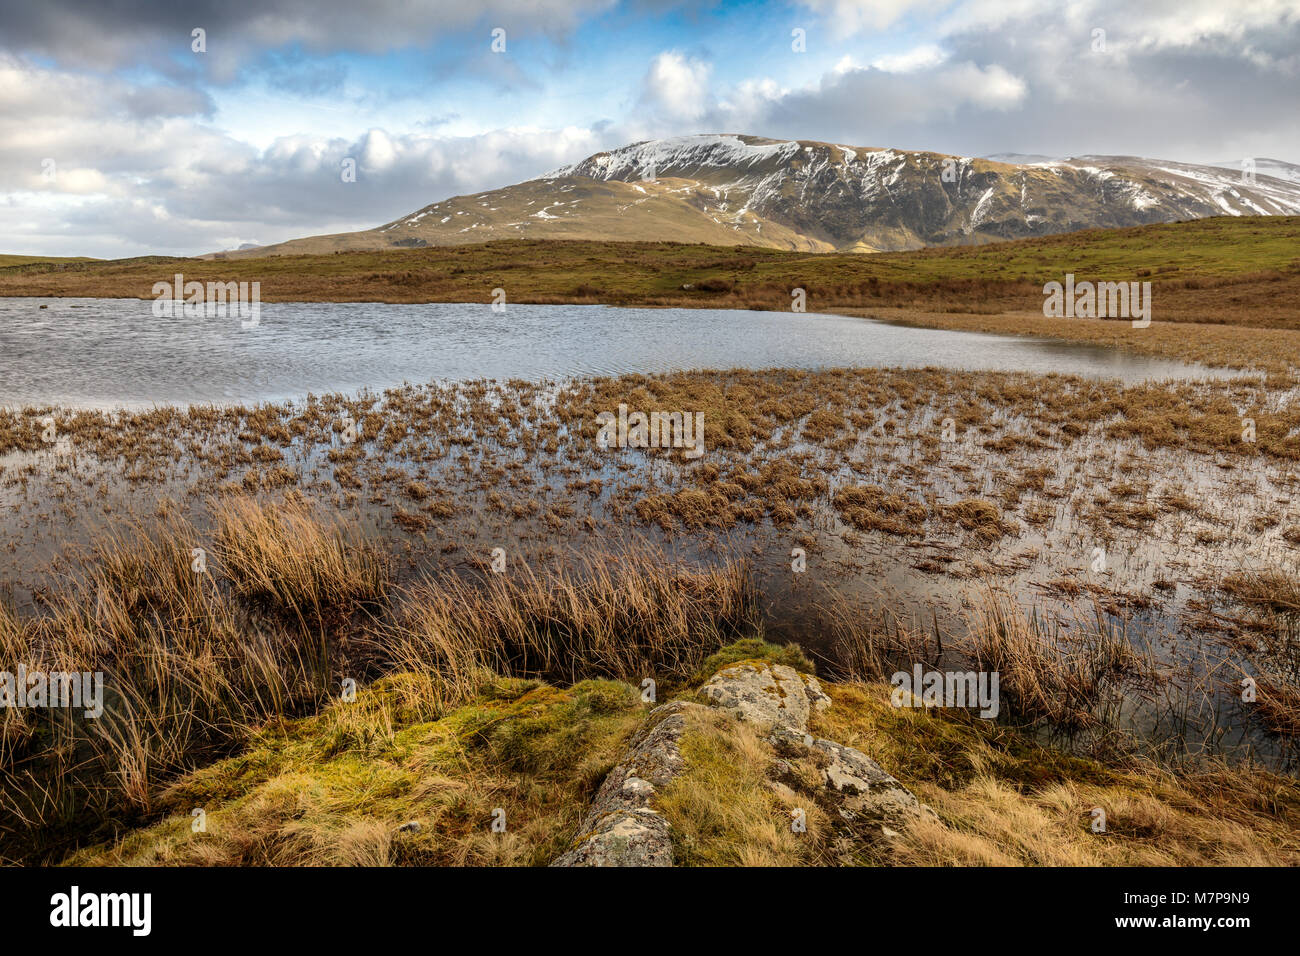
[1209,158,1300,186]
[212,134,1300,258]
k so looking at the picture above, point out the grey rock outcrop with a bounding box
[705,661,925,844]
[700,661,830,732]
[551,700,699,867]
[553,659,933,866]
[769,728,920,823]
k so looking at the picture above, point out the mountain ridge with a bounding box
[209,134,1300,259]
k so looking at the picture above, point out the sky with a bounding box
[2,0,1298,258]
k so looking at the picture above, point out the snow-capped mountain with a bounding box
[220,134,1300,257]
[1209,158,1300,186]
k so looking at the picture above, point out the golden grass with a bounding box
[814,683,1300,866]
[384,546,757,691]
[214,494,391,632]
[839,308,1300,372]
[895,769,1300,866]
[968,591,1154,734]
[0,500,381,861]
[657,706,830,866]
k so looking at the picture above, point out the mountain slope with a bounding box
[213,134,1300,258]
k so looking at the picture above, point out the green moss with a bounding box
[66,674,646,866]
[814,682,1124,794]
[693,638,815,684]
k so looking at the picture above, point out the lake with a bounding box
[0,297,1234,408]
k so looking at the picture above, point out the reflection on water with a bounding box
[0,298,1236,409]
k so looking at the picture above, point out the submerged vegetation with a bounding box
[1,488,1298,865]
[3,223,1300,864]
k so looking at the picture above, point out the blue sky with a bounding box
[2,0,1298,257]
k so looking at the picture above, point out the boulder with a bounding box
[700,662,830,732]
[771,727,920,823]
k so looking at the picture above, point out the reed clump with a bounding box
[384,547,757,696]
[968,592,1153,734]
[214,494,391,633]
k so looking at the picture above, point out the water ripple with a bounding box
[0,298,1234,409]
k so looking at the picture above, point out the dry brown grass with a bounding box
[384,545,757,691]
[839,307,1300,372]
[896,768,1300,865]
[967,592,1155,734]
[214,494,391,633]
[814,682,1300,866]
[0,507,340,861]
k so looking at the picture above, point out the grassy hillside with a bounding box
[2,217,1295,317]
[0,254,96,267]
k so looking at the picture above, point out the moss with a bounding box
[812,681,1120,793]
[692,638,815,685]
[66,674,645,867]
[59,667,1300,867]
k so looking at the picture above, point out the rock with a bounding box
[557,660,934,866]
[771,727,921,824]
[552,700,702,867]
[700,662,830,732]
[397,820,422,834]
[551,808,674,867]
[766,780,799,803]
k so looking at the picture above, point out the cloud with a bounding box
[0,0,617,75]
[0,66,605,258]
[640,50,713,121]
[869,44,948,73]
[710,0,1300,160]
[798,0,952,33]
[3,1,1300,257]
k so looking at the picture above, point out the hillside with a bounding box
[2,216,1296,321]
[209,134,1300,258]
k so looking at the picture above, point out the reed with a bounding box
[383,545,757,696]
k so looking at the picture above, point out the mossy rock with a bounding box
[692,638,815,685]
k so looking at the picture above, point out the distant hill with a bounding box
[206,134,1300,259]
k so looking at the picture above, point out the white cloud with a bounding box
[870,44,948,73]
[0,52,607,257]
[799,0,952,33]
[933,61,1026,109]
[640,51,713,121]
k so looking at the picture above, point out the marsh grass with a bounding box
[384,546,757,695]
[214,494,391,639]
[968,591,1155,735]
[0,499,386,860]
[0,501,757,863]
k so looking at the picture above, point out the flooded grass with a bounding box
[3,364,1300,862]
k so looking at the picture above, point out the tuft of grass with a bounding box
[383,546,757,692]
[215,495,391,633]
[968,592,1153,735]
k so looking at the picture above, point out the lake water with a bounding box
[0,297,1235,408]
